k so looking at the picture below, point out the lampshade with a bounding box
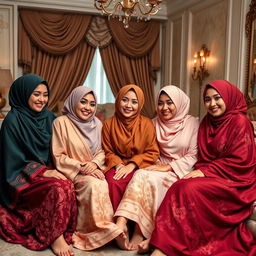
[0,69,13,89]
[0,69,13,118]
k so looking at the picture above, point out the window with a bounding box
[84,48,115,104]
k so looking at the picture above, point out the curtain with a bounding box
[100,18,160,118]
[18,11,161,117]
[18,10,95,110]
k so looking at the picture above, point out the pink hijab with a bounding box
[62,86,102,154]
[153,85,192,158]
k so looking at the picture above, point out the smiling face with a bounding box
[204,87,226,117]
[75,92,96,121]
[28,83,48,112]
[119,89,139,118]
[157,92,177,121]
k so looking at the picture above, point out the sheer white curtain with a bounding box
[84,48,115,104]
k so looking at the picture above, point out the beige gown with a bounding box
[52,115,122,250]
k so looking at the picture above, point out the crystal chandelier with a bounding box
[94,0,162,28]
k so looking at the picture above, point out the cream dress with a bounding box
[52,115,122,250]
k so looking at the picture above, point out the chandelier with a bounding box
[94,0,162,28]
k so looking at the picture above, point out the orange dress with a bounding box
[102,84,160,211]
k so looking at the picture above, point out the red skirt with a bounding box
[150,177,256,256]
[105,168,136,211]
[0,176,77,251]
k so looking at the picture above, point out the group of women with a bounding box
[0,74,255,256]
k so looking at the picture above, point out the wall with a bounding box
[165,0,249,119]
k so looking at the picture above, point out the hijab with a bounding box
[0,74,56,207]
[102,84,160,171]
[196,80,256,185]
[112,84,144,154]
[153,85,192,158]
[62,86,102,154]
[202,79,247,136]
[102,84,145,156]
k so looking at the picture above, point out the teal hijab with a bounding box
[0,74,56,208]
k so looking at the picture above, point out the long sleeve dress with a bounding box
[102,84,160,212]
[0,74,77,251]
[52,115,122,250]
[150,80,256,256]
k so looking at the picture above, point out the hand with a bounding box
[114,163,136,180]
[88,169,105,180]
[144,164,172,172]
[43,169,67,180]
[182,169,205,179]
[80,162,97,175]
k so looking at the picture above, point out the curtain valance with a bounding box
[19,10,92,55]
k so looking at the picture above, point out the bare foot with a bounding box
[129,224,144,250]
[115,217,129,250]
[51,235,74,256]
[151,248,167,256]
[138,239,151,254]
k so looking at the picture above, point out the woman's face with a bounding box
[119,90,139,118]
[28,83,48,112]
[157,92,177,121]
[204,88,226,117]
[75,92,96,121]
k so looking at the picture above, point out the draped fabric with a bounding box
[150,80,256,256]
[18,12,161,118]
[102,84,159,172]
[0,74,56,207]
[18,10,95,110]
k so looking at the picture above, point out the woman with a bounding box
[0,74,77,256]
[102,84,160,249]
[51,86,122,251]
[114,85,199,251]
[150,80,256,256]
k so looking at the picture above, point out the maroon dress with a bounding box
[0,175,77,250]
[150,80,256,255]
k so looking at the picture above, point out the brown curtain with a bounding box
[100,18,160,118]
[18,10,95,109]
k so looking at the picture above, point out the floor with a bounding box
[0,238,150,256]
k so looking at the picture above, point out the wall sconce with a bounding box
[191,44,210,117]
[0,69,13,119]
[192,44,210,87]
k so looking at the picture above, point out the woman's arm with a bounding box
[51,118,82,181]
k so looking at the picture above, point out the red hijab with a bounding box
[195,80,256,187]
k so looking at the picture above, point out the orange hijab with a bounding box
[112,84,144,156]
[102,84,159,171]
